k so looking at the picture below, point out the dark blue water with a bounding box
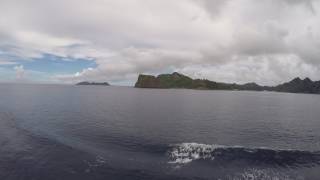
[1,84,320,180]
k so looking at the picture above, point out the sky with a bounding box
[0,0,320,85]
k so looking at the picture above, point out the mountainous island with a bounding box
[76,81,110,86]
[135,72,320,94]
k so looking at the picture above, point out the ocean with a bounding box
[0,84,320,180]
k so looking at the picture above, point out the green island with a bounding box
[135,72,320,94]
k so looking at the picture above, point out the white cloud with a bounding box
[180,54,320,85]
[0,58,17,65]
[13,65,26,80]
[1,0,320,84]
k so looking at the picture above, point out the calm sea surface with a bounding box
[0,84,320,180]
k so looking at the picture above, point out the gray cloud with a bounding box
[0,0,320,85]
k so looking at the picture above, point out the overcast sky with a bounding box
[0,0,320,85]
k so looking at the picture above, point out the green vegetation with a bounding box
[135,72,320,94]
[135,72,263,90]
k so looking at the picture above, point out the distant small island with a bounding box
[135,72,320,94]
[76,81,110,86]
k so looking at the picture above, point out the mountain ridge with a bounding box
[135,72,320,94]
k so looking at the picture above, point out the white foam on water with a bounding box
[85,155,107,168]
[229,168,298,180]
[168,143,223,164]
[168,142,320,170]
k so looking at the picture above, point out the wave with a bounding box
[168,143,320,167]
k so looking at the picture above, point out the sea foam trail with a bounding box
[168,143,320,167]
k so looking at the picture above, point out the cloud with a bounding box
[13,65,26,80]
[180,54,320,85]
[11,65,53,83]
[0,58,17,65]
[0,0,320,85]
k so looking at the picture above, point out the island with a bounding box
[135,72,320,94]
[76,81,110,86]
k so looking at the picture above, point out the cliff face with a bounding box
[135,72,320,94]
[135,72,193,88]
[134,72,264,90]
[135,75,161,88]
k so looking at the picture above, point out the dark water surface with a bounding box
[0,84,320,179]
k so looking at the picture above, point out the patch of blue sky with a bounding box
[21,54,97,74]
[0,53,97,83]
[0,53,97,74]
